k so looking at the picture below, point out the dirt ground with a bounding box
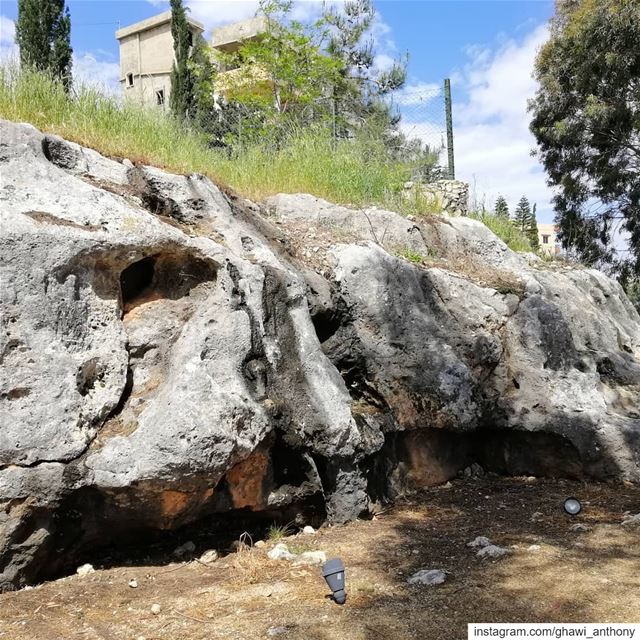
[1,476,639,640]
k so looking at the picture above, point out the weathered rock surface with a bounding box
[1,121,639,590]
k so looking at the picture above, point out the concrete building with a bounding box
[537,223,560,256]
[116,13,268,109]
[115,11,204,109]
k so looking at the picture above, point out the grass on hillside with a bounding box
[469,211,534,252]
[0,65,438,216]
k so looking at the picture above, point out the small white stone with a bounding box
[199,549,219,564]
[128,579,138,588]
[302,525,315,535]
[477,545,509,560]
[569,523,590,532]
[267,627,288,636]
[254,540,266,548]
[527,544,541,551]
[76,563,95,577]
[622,513,640,527]
[267,543,296,561]
[467,536,491,549]
[530,512,544,522]
[150,603,161,615]
[407,569,447,586]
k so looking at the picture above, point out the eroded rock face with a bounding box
[1,121,639,589]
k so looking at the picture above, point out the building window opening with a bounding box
[542,235,549,245]
[156,89,165,106]
[187,31,194,48]
[126,73,134,87]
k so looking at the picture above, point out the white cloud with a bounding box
[452,24,554,221]
[73,52,121,94]
[0,15,18,62]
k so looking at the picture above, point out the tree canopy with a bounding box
[529,0,640,281]
[16,0,72,91]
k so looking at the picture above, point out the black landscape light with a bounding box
[563,497,582,515]
[322,558,347,605]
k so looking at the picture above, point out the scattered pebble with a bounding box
[128,579,138,588]
[76,564,95,577]
[621,513,640,527]
[477,545,509,560]
[569,523,591,532]
[302,525,316,535]
[268,543,296,561]
[199,549,219,564]
[407,569,447,586]
[150,603,161,615]
[267,627,288,637]
[527,544,541,551]
[173,541,196,558]
[467,536,491,549]
[254,540,266,548]
[530,512,544,522]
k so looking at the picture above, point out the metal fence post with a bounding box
[444,78,455,180]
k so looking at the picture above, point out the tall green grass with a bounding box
[469,211,533,253]
[0,65,438,215]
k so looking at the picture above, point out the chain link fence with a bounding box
[185,79,455,185]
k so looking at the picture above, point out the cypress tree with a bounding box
[494,195,509,219]
[169,0,194,119]
[16,0,72,90]
[528,203,540,250]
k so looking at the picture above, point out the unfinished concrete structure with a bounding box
[116,13,268,109]
[116,11,204,109]
[210,16,267,54]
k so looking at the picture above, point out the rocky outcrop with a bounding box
[1,121,639,590]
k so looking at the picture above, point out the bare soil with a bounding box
[1,477,639,640]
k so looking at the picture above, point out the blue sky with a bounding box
[0,0,556,220]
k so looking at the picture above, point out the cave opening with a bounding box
[119,256,156,310]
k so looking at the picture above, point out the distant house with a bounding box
[537,223,560,256]
[116,13,267,110]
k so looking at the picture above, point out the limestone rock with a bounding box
[477,545,509,560]
[76,564,95,577]
[1,121,639,591]
[199,549,219,564]
[407,569,447,586]
[467,536,491,549]
[268,544,296,561]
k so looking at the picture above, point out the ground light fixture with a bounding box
[563,497,582,515]
[322,558,347,605]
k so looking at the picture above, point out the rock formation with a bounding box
[1,121,639,590]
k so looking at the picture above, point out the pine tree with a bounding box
[494,195,509,219]
[16,0,72,90]
[528,203,540,250]
[512,196,532,233]
[169,0,194,119]
[324,0,406,136]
